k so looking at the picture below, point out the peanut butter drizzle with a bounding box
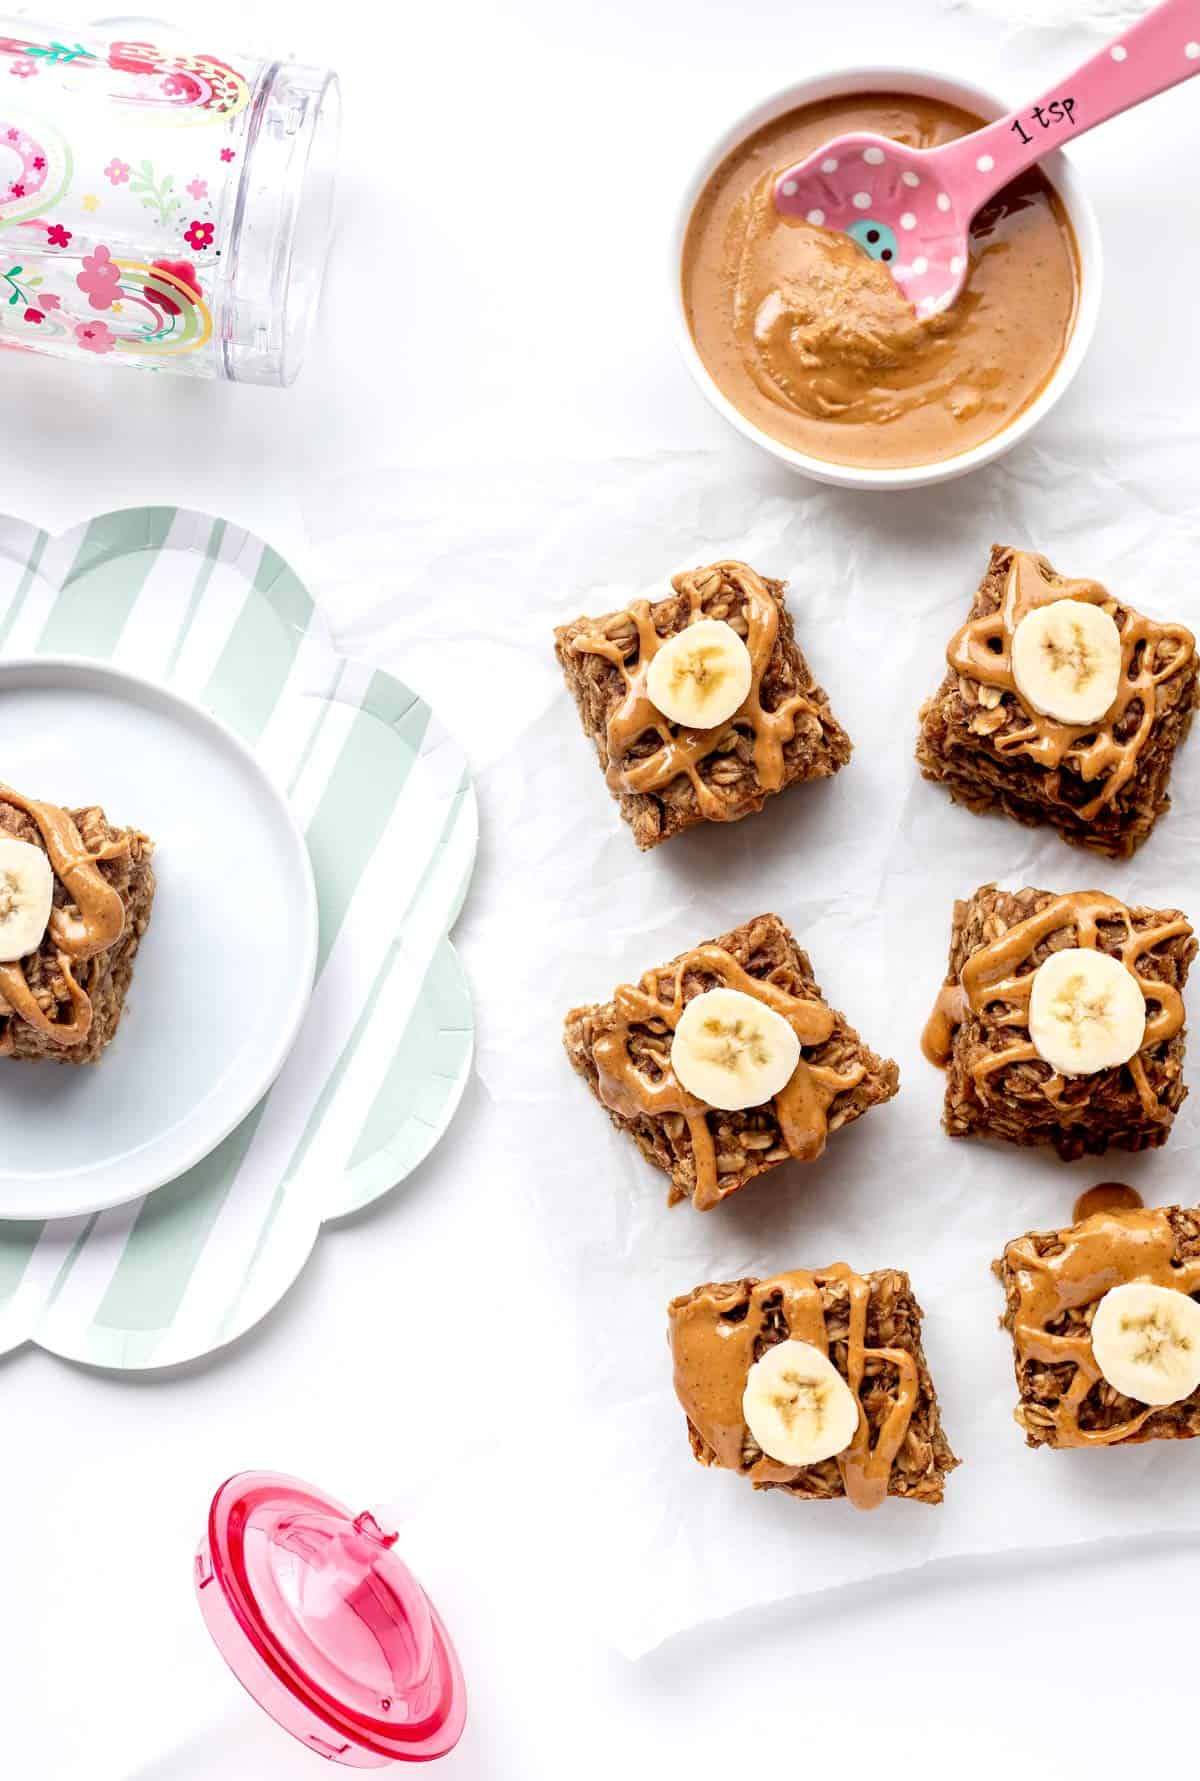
[593,944,864,1209]
[670,1266,919,1509]
[569,562,814,813]
[920,982,964,1067]
[947,552,1195,819]
[0,952,92,1048]
[1072,1181,1143,1224]
[0,788,130,1051]
[1005,1207,1200,1447]
[923,891,1190,1124]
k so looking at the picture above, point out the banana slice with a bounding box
[1028,947,1145,1076]
[1091,1282,1200,1406]
[742,1339,859,1466]
[671,986,800,1111]
[1011,597,1122,725]
[0,837,53,964]
[645,619,753,729]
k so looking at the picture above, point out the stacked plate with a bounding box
[0,507,477,1368]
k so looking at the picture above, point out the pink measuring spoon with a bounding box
[773,0,1200,315]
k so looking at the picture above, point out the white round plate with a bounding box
[0,657,318,1219]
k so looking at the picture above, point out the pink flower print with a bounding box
[37,292,61,313]
[9,58,35,78]
[23,306,42,324]
[107,42,158,78]
[32,156,44,172]
[104,158,130,186]
[77,244,122,311]
[6,129,18,142]
[183,218,214,252]
[46,223,70,248]
[150,258,202,317]
[161,75,185,96]
[186,177,208,201]
[9,183,23,198]
[219,147,235,163]
[75,319,116,355]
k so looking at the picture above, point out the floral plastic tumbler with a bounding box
[0,20,339,382]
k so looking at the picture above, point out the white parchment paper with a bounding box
[307,424,1200,1657]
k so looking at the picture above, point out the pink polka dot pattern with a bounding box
[772,6,1200,316]
[773,134,970,315]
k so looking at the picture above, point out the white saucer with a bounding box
[0,657,318,1219]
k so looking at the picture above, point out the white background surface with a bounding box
[4,0,1200,1776]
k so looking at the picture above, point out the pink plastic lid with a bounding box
[195,1471,467,1768]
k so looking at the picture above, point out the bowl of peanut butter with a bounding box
[674,69,1102,490]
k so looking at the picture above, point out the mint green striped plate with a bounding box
[0,508,477,1369]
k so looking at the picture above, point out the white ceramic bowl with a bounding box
[671,67,1103,492]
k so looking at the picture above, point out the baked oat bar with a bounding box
[916,545,1197,858]
[564,912,898,1209]
[995,1201,1200,1450]
[0,786,156,1065]
[669,1266,959,1506]
[924,883,1194,1159]
[555,559,851,850]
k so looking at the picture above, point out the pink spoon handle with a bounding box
[934,0,1200,208]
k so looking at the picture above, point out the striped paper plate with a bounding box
[0,508,477,1369]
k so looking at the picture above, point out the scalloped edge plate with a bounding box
[0,507,477,1368]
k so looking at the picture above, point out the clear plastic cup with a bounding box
[0,20,339,383]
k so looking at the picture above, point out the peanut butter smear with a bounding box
[593,942,864,1209]
[922,890,1191,1122]
[669,1267,918,1509]
[947,552,1194,818]
[1072,1182,1143,1224]
[1001,1208,1200,1446]
[0,788,130,1051]
[681,94,1080,470]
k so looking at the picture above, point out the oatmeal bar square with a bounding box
[563,912,898,1209]
[555,559,851,850]
[916,544,1197,857]
[924,883,1194,1159]
[669,1266,959,1506]
[0,786,156,1065]
[995,1203,1200,1450]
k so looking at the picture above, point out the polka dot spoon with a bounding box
[774,0,1200,316]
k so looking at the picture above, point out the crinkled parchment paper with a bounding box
[306,421,1200,1656]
